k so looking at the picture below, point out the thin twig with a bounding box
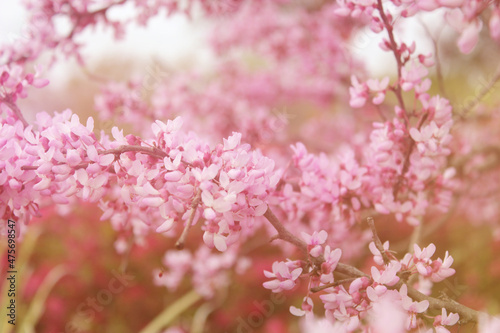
[21,144,168,171]
[3,99,29,127]
[376,0,407,117]
[263,208,308,254]
[419,19,447,98]
[262,207,481,324]
[176,189,202,250]
[367,216,391,264]
[311,278,359,293]
[102,145,168,159]
[393,112,429,198]
[407,222,422,254]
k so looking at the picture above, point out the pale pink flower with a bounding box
[320,246,342,283]
[366,77,390,105]
[263,261,303,293]
[457,19,483,54]
[368,291,407,333]
[400,284,430,329]
[290,296,313,317]
[429,251,456,282]
[401,61,429,91]
[432,308,459,332]
[490,10,500,40]
[369,240,390,265]
[371,261,401,286]
[302,230,328,257]
[349,76,369,108]
[478,314,500,333]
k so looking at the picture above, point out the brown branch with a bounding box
[262,207,480,324]
[3,99,29,127]
[311,278,359,293]
[263,208,308,254]
[393,112,429,198]
[367,216,391,264]
[21,145,168,171]
[376,0,407,116]
[393,279,479,324]
[101,145,168,159]
[175,189,202,250]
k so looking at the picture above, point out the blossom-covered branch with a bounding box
[262,209,480,327]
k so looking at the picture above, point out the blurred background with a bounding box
[1,1,500,332]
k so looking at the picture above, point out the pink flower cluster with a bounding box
[336,0,500,54]
[402,243,456,283]
[263,230,459,331]
[2,0,499,330]
[94,1,359,148]
[1,108,280,252]
[317,241,456,330]
[275,143,370,259]
[154,246,251,298]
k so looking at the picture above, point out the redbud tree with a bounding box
[1,0,500,332]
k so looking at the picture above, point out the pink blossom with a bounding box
[290,296,313,317]
[320,246,342,283]
[333,303,361,331]
[433,308,460,332]
[478,315,500,333]
[411,244,455,282]
[366,77,390,105]
[401,61,429,91]
[263,261,303,293]
[369,240,390,265]
[371,261,401,286]
[349,76,369,108]
[429,251,456,282]
[400,284,430,329]
[490,10,500,40]
[368,291,407,333]
[302,230,328,257]
[457,19,483,54]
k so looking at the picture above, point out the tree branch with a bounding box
[101,145,168,159]
[263,207,480,324]
[393,112,428,198]
[3,99,29,127]
[263,208,308,254]
[367,216,391,264]
[176,189,201,250]
[21,145,168,171]
[376,0,407,117]
[311,278,359,293]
